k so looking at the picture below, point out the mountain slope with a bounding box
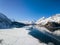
[36,14,60,25]
[0,13,12,29]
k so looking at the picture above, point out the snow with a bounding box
[36,14,60,25]
[53,30,60,36]
[35,26,60,45]
[0,13,60,45]
[0,27,47,45]
[0,13,11,29]
[0,13,11,23]
[36,14,60,41]
[36,14,60,43]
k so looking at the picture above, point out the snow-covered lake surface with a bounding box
[0,26,60,45]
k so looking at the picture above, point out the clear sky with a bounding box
[0,0,60,21]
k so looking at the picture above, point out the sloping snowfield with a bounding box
[0,26,60,45]
[0,27,47,45]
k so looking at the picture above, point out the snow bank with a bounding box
[0,28,47,45]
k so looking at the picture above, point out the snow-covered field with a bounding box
[0,27,49,45]
[0,25,60,45]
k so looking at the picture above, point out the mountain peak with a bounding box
[36,14,60,25]
[0,13,12,28]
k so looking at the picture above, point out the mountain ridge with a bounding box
[36,14,60,25]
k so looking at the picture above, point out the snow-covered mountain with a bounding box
[36,14,60,25]
[0,13,27,29]
[0,13,12,29]
[0,13,59,45]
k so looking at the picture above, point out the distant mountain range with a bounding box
[0,13,60,29]
[36,14,60,31]
[0,13,26,29]
[36,14,60,25]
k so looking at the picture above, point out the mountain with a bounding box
[36,14,60,25]
[0,13,12,29]
[0,13,27,29]
[11,21,26,28]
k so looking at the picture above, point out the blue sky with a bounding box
[0,0,60,21]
